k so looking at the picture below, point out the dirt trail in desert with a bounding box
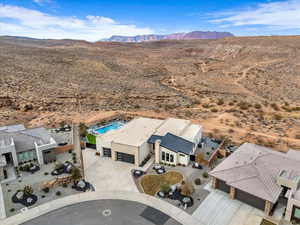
[232,59,282,102]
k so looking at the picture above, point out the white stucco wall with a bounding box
[35,137,57,165]
[139,142,150,164]
[177,152,189,165]
[96,136,112,156]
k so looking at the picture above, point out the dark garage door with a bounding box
[217,179,230,193]
[235,189,266,210]
[103,148,111,157]
[116,152,135,164]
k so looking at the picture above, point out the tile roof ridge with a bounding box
[252,161,279,201]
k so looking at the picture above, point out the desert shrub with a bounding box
[271,103,279,111]
[217,99,224,105]
[228,128,234,133]
[295,134,300,139]
[42,187,50,193]
[95,152,100,156]
[180,180,195,196]
[254,104,262,109]
[194,178,201,185]
[238,101,250,110]
[202,104,211,108]
[228,102,234,106]
[273,114,282,120]
[202,172,209,178]
[211,108,218,113]
[23,185,33,195]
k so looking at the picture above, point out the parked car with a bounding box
[192,162,203,169]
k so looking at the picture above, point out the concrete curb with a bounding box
[0,191,203,225]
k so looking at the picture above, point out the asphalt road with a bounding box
[21,199,182,225]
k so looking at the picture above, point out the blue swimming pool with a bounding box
[94,122,124,134]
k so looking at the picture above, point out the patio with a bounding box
[1,152,79,217]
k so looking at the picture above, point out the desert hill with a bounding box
[0,35,300,150]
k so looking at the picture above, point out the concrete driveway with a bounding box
[83,148,138,193]
[192,188,264,225]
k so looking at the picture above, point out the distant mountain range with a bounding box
[104,31,234,42]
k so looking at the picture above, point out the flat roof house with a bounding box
[210,143,300,222]
[96,117,202,167]
[0,124,57,181]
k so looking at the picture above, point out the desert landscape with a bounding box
[0,35,300,151]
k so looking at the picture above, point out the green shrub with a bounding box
[202,172,209,178]
[44,172,49,176]
[194,178,201,185]
[10,208,15,212]
[42,187,50,193]
[56,191,61,196]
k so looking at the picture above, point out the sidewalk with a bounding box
[0,191,202,225]
[0,184,6,219]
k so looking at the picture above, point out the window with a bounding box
[166,153,170,161]
[179,153,186,157]
[162,152,165,160]
[294,206,300,219]
[170,154,174,162]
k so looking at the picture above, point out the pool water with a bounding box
[94,122,124,134]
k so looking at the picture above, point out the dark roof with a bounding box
[147,135,163,144]
[160,133,194,155]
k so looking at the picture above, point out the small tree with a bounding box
[79,123,88,138]
[71,167,82,183]
[23,185,33,196]
[195,153,204,164]
[180,180,194,196]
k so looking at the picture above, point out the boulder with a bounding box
[16,191,24,200]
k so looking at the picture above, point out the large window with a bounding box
[293,206,300,220]
[166,153,170,161]
[170,154,174,162]
[17,150,37,163]
[162,152,165,160]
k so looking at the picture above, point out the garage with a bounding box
[116,152,135,164]
[216,179,230,193]
[235,189,266,210]
[103,148,111,157]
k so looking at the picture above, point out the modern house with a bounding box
[210,143,300,222]
[96,117,202,167]
[0,124,57,181]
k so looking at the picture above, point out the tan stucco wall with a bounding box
[111,142,139,166]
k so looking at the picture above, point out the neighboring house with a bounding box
[209,143,300,223]
[0,124,57,181]
[96,117,202,167]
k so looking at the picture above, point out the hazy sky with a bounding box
[0,0,299,41]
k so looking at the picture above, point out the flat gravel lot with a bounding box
[21,199,182,225]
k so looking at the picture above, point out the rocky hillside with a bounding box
[0,35,300,150]
[104,31,234,42]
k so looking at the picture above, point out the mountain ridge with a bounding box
[104,31,234,42]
